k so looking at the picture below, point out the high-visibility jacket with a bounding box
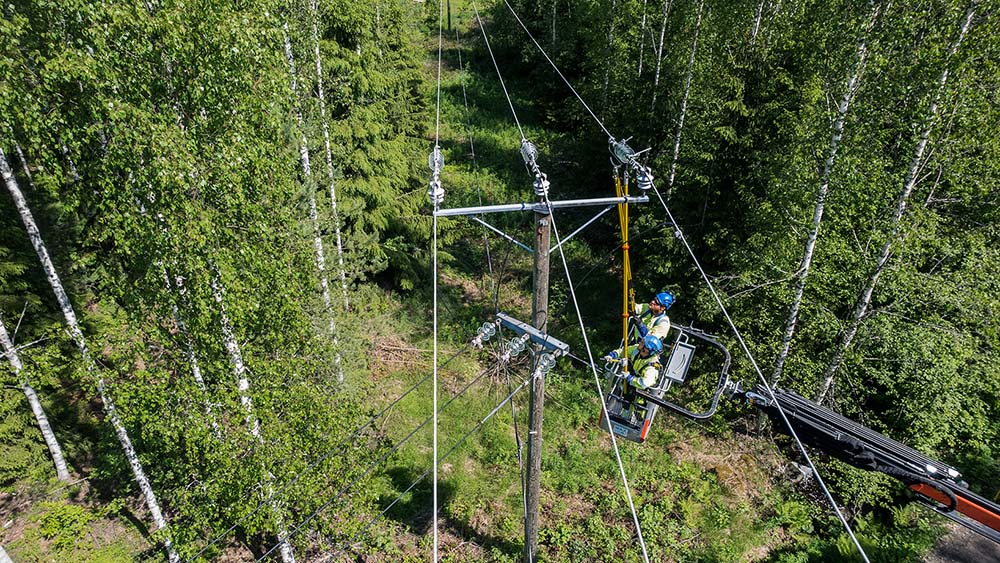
[609,344,662,390]
[633,303,671,341]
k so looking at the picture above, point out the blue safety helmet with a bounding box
[655,291,674,309]
[642,334,663,355]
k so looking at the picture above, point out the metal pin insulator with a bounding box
[533,173,550,198]
[635,166,654,191]
[427,178,444,205]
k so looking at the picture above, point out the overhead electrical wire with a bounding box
[499,0,613,140]
[545,200,652,563]
[178,346,473,563]
[650,194,872,563]
[450,5,527,529]
[464,5,652,560]
[497,3,871,561]
[318,365,536,562]
[431,0,445,559]
[256,350,519,561]
[472,1,526,142]
[453,20,499,309]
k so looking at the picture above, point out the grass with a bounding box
[3,483,149,563]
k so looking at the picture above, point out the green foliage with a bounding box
[0,389,47,488]
[38,501,97,549]
[0,0,997,560]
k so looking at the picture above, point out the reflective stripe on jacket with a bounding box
[633,303,671,340]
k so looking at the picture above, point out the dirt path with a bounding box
[922,522,1000,563]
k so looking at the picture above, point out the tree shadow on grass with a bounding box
[379,465,523,559]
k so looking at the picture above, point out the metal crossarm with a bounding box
[496,312,570,355]
[434,195,649,217]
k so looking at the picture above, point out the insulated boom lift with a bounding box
[635,382,1000,545]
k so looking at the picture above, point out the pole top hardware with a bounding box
[609,138,654,192]
[434,195,649,217]
[520,139,550,199]
[428,145,445,206]
[496,312,570,356]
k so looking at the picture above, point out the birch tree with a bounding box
[0,314,70,482]
[750,0,766,45]
[1,145,180,563]
[211,269,296,563]
[664,0,704,199]
[650,0,674,111]
[601,0,618,110]
[637,0,649,76]
[165,271,221,439]
[309,0,350,313]
[816,2,977,403]
[770,4,878,387]
[283,21,343,382]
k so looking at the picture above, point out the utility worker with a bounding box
[632,291,673,341]
[603,334,664,391]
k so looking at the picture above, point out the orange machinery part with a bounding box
[911,483,1000,533]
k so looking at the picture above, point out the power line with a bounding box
[180,345,471,563]
[647,189,872,563]
[256,351,515,561]
[432,0,446,557]
[492,3,871,556]
[316,368,534,562]
[453,19,498,310]
[544,200,652,563]
[472,1,526,142]
[499,0,613,140]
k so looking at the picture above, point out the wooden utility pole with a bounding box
[433,185,647,562]
[525,210,551,562]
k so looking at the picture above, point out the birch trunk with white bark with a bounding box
[601,0,617,110]
[309,0,350,313]
[664,0,704,199]
[10,135,35,190]
[284,21,343,382]
[165,271,221,439]
[1,146,180,563]
[209,270,296,562]
[637,0,648,76]
[551,0,558,46]
[209,272,260,439]
[750,0,766,45]
[770,12,875,387]
[816,3,976,403]
[650,0,673,111]
[0,315,71,481]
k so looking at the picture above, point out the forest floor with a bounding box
[922,522,1000,563]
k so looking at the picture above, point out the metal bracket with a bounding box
[496,312,570,356]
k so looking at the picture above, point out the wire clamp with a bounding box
[521,139,550,198]
[610,137,654,191]
[471,321,498,349]
[428,146,445,205]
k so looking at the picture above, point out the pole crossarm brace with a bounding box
[496,312,570,356]
[471,216,533,253]
[434,195,650,217]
